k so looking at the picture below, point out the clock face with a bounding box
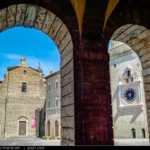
[124,88,136,103]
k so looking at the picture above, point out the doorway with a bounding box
[47,121,50,136]
[19,121,26,136]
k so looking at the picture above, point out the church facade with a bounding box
[0,58,46,138]
[109,41,149,139]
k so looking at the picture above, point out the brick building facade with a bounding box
[0,57,46,138]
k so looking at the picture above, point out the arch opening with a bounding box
[0,3,75,143]
[109,24,150,143]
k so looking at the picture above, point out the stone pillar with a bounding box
[74,34,114,145]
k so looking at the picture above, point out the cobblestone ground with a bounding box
[0,137,60,146]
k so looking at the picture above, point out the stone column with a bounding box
[74,34,114,145]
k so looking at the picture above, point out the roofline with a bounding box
[7,66,39,73]
[45,71,60,79]
[7,66,21,72]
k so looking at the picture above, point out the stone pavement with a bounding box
[0,137,149,146]
[114,139,150,146]
[0,137,60,146]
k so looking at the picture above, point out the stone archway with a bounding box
[111,24,150,139]
[0,0,119,146]
[0,3,75,144]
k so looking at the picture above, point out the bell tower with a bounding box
[20,57,26,66]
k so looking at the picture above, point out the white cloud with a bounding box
[0,53,22,60]
[5,54,22,59]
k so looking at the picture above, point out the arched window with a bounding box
[142,128,146,138]
[55,80,58,89]
[126,70,131,78]
[47,121,50,136]
[55,120,59,136]
[48,101,51,108]
[132,128,136,138]
[23,70,27,75]
[21,82,27,92]
[56,97,58,107]
[48,83,51,91]
[124,67,132,80]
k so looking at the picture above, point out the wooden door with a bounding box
[19,121,26,136]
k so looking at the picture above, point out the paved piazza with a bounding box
[0,137,149,146]
[0,137,60,146]
[114,139,150,146]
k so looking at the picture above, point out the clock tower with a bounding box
[118,67,143,107]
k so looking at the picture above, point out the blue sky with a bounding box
[0,27,60,80]
[108,41,111,50]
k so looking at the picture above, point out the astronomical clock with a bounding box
[124,88,136,104]
[118,68,143,107]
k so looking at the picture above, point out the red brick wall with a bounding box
[74,36,113,145]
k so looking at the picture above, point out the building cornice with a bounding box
[45,71,60,80]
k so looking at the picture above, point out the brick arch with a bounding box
[0,4,75,145]
[111,24,150,139]
[18,116,28,121]
[0,4,73,54]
